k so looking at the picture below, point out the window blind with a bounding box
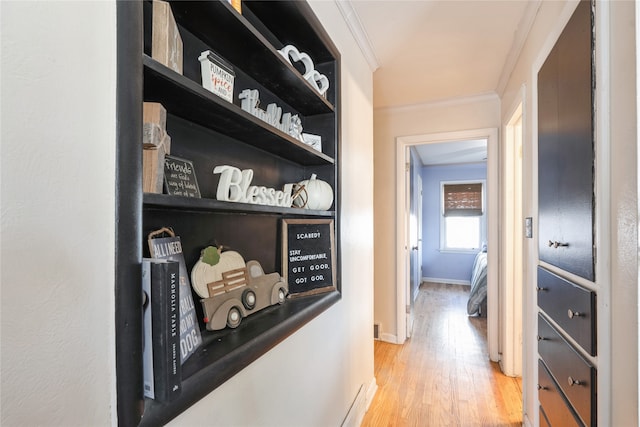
[443,183,483,216]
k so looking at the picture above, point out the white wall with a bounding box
[500,1,571,423]
[501,1,639,425]
[170,2,376,424]
[373,96,500,340]
[1,1,375,426]
[1,2,118,425]
[604,2,637,425]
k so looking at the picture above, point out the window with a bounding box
[441,181,485,251]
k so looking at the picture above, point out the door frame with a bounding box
[501,93,525,377]
[406,156,423,339]
[395,128,499,362]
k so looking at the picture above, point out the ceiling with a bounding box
[415,139,487,166]
[337,0,539,165]
[344,0,537,109]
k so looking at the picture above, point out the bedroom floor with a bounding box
[361,281,523,427]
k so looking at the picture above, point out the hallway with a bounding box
[362,282,522,426]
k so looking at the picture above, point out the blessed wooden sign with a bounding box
[164,155,201,198]
[282,219,336,297]
[213,165,294,207]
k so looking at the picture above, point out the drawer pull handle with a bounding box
[537,384,546,390]
[548,240,569,248]
[568,376,581,386]
[536,286,547,292]
[537,335,545,341]
[567,309,582,319]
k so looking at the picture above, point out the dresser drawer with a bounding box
[537,266,596,355]
[538,359,583,427]
[538,314,596,427]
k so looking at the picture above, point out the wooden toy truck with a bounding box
[200,260,288,331]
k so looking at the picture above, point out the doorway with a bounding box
[396,128,499,361]
[407,155,423,339]
[501,102,524,377]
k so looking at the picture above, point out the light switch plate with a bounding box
[525,217,533,238]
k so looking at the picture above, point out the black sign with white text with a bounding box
[282,219,335,296]
[163,155,201,198]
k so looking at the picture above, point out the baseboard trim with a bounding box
[365,377,378,412]
[380,332,399,344]
[341,383,368,427]
[340,378,379,427]
[422,276,471,286]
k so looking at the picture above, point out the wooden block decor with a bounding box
[143,102,167,131]
[143,123,164,149]
[152,0,183,74]
[143,102,171,194]
[143,143,168,194]
[143,102,169,153]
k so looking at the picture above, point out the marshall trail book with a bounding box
[142,258,181,402]
[148,234,202,363]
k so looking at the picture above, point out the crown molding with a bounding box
[375,92,500,114]
[335,0,380,72]
[496,0,542,96]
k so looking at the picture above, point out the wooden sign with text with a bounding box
[282,219,336,297]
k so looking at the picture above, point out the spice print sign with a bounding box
[198,50,235,103]
[282,219,336,297]
[163,155,201,198]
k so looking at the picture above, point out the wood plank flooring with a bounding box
[361,282,523,427]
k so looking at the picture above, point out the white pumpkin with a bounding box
[191,246,246,298]
[292,174,333,210]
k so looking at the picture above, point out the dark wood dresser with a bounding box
[537,1,596,426]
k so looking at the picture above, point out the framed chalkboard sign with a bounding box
[282,219,336,297]
[163,155,201,198]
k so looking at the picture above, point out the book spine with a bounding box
[149,259,182,402]
[142,260,155,399]
[148,236,202,363]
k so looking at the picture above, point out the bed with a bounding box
[467,249,488,316]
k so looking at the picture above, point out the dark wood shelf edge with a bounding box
[244,1,341,63]
[116,3,145,427]
[143,55,335,166]
[138,290,341,426]
[169,0,334,115]
[143,193,335,217]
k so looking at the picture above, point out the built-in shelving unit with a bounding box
[143,56,335,166]
[143,193,335,216]
[115,1,341,425]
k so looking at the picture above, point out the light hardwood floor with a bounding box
[361,282,523,427]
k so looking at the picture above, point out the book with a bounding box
[148,235,202,363]
[142,258,181,402]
